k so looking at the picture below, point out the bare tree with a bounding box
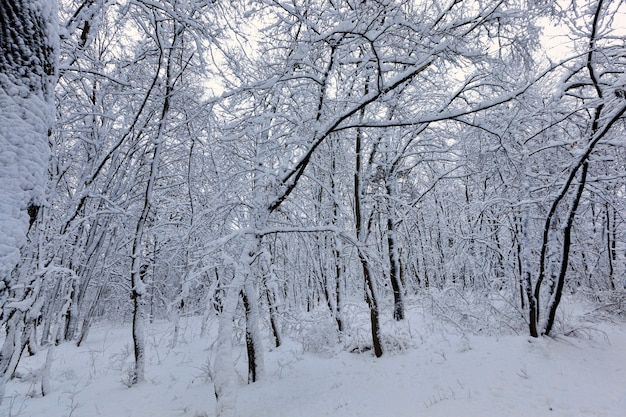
[525,0,626,336]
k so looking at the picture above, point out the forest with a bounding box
[1,0,626,415]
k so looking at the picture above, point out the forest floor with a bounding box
[1,292,625,417]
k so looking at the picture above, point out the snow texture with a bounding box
[0,0,57,279]
[1,297,625,417]
[0,75,51,279]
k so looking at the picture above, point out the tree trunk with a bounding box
[543,162,588,335]
[605,202,616,290]
[214,236,259,417]
[333,244,344,333]
[213,278,240,417]
[360,254,383,357]
[386,180,404,321]
[242,279,264,383]
[264,279,282,348]
[0,0,56,277]
[354,106,383,357]
[0,0,57,401]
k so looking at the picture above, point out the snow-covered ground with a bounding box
[2,295,625,417]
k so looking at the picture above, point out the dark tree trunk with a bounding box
[386,211,404,321]
[354,98,383,357]
[361,255,383,357]
[241,291,257,383]
[264,283,281,348]
[334,246,344,333]
[543,162,588,335]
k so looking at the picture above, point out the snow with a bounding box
[2,296,625,417]
[0,0,57,281]
[0,72,53,280]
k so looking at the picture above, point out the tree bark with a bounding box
[386,180,404,321]
[543,162,588,335]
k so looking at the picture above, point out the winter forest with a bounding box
[1,0,626,416]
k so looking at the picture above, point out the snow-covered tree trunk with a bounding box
[129,40,171,385]
[129,71,168,384]
[385,175,404,321]
[354,120,383,358]
[261,251,282,348]
[0,0,57,404]
[0,0,56,278]
[213,274,240,417]
[241,278,265,383]
[214,234,262,417]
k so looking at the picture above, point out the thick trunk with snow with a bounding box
[0,0,56,279]
[0,0,57,404]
